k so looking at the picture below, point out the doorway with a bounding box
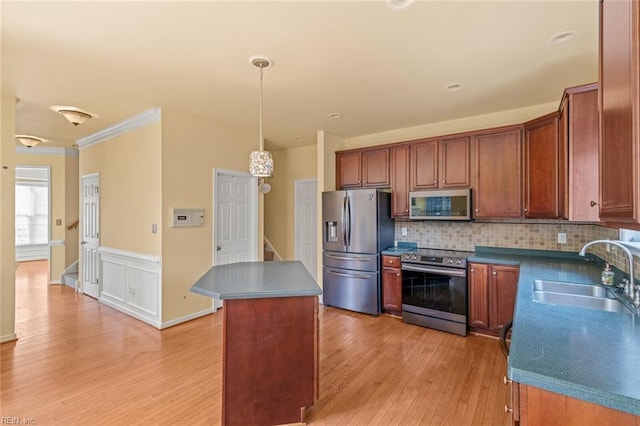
[212,168,258,310]
[15,166,50,265]
[294,179,318,281]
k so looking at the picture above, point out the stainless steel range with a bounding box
[401,248,472,336]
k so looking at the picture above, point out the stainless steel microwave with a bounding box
[409,188,472,220]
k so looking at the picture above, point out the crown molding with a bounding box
[15,146,79,157]
[76,108,161,150]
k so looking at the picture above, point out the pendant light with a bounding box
[249,55,274,178]
[51,105,99,126]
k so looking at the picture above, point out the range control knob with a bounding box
[412,254,418,260]
[447,258,454,264]
[456,258,463,265]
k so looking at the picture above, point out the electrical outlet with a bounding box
[557,232,567,244]
[401,227,408,236]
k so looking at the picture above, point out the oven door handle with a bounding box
[401,264,466,277]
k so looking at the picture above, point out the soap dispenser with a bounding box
[601,263,615,286]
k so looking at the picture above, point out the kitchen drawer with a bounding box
[382,255,401,268]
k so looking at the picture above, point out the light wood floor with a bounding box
[1,260,509,425]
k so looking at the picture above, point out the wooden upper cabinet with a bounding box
[336,151,362,188]
[411,139,439,189]
[390,145,410,217]
[336,147,390,189]
[440,136,471,188]
[473,126,523,219]
[411,136,470,191]
[524,112,560,218]
[599,0,640,225]
[362,148,390,187]
[562,83,600,222]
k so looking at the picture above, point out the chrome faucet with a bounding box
[579,240,636,304]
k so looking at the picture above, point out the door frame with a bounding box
[294,178,318,280]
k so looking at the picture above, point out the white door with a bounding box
[295,179,318,281]
[213,169,258,309]
[81,174,100,298]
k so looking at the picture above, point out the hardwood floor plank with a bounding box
[2,261,510,425]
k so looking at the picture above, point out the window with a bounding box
[15,172,49,246]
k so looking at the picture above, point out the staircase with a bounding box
[61,261,79,290]
[263,239,280,262]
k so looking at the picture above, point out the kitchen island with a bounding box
[191,261,322,426]
[469,247,640,424]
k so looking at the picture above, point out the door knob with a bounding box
[216,245,221,251]
[81,241,87,245]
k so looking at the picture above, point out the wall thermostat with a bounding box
[172,208,205,227]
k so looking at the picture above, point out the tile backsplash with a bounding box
[394,221,638,281]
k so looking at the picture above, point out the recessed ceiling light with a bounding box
[548,30,577,44]
[444,83,463,92]
[51,105,99,126]
[329,113,342,119]
[385,0,416,11]
[15,134,48,148]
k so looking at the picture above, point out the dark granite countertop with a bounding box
[381,242,417,256]
[190,261,321,300]
[469,246,640,416]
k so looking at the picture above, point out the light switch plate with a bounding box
[557,233,567,244]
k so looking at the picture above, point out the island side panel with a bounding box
[222,295,318,426]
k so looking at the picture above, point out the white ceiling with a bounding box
[2,1,599,151]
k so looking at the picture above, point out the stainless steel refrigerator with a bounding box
[322,189,394,315]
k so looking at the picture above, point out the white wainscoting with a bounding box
[16,244,48,262]
[98,247,162,329]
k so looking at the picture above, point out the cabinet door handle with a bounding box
[475,209,479,213]
[397,273,400,277]
[503,376,512,385]
[493,271,497,275]
[442,180,445,184]
[470,268,475,272]
[433,180,437,184]
[504,405,513,414]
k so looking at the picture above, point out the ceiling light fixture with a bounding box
[51,105,99,126]
[329,113,342,119]
[248,55,274,178]
[444,83,463,92]
[15,134,48,148]
[385,0,416,11]
[548,30,577,44]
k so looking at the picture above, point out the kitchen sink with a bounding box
[532,279,634,314]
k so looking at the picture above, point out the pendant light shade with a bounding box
[248,55,274,178]
[250,150,274,177]
[51,105,98,126]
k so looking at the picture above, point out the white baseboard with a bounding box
[160,308,215,329]
[99,297,162,329]
[0,333,17,343]
[50,280,62,285]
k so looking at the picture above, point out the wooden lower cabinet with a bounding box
[468,262,519,336]
[508,382,640,426]
[381,255,402,315]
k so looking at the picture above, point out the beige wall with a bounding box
[160,109,261,323]
[265,144,317,260]
[344,101,558,149]
[1,95,16,342]
[79,122,162,256]
[65,155,79,268]
[15,152,76,281]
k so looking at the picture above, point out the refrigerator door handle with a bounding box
[342,195,348,248]
[326,269,372,280]
[346,195,351,247]
[325,254,374,262]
